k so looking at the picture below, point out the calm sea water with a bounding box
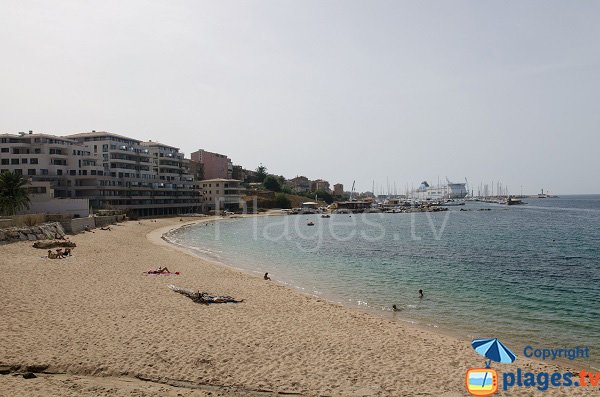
[167,195,600,366]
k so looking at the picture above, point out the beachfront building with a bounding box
[0,131,203,217]
[0,131,104,200]
[287,176,310,193]
[190,149,232,180]
[333,183,344,196]
[201,178,244,211]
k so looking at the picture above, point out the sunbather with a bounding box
[47,250,58,259]
[147,266,171,274]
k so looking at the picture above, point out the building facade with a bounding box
[311,179,331,193]
[287,176,310,193]
[0,131,202,217]
[333,183,344,196]
[201,178,244,211]
[190,149,232,180]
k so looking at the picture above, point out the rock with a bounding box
[19,233,28,240]
[32,240,76,249]
[54,223,66,236]
[22,372,36,379]
[0,231,5,241]
[25,364,48,372]
[27,234,37,241]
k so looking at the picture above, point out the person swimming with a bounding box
[264,272,271,281]
[419,289,424,299]
[392,304,401,312]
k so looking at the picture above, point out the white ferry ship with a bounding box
[409,179,468,200]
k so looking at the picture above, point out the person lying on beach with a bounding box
[100,226,111,231]
[264,272,271,281]
[55,249,64,259]
[47,250,58,259]
[148,266,170,274]
[191,291,244,305]
[63,248,72,257]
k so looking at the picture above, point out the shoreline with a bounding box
[158,216,599,374]
[0,217,596,396]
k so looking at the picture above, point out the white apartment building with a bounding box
[200,178,244,211]
[0,131,203,217]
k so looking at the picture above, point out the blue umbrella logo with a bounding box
[472,338,517,368]
[470,338,517,393]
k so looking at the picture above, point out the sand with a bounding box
[0,217,596,396]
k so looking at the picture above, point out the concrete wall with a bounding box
[0,218,15,228]
[61,217,95,234]
[94,215,117,228]
[59,214,125,233]
[22,198,90,218]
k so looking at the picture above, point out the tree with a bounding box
[263,175,281,192]
[315,190,334,204]
[0,171,31,215]
[256,163,267,182]
[274,193,291,209]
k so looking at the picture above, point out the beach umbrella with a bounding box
[472,338,517,366]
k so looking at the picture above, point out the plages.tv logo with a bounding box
[466,338,517,396]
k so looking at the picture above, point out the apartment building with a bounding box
[201,178,244,211]
[0,131,104,200]
[333,183,344,196]
[190,149,232,179]
[0,131,202,217]
[311,179,331,193]
[287,176,310,193]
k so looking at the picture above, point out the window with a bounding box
[102,144,108,152]
[11,159,19,165]
[41,169,49,175]
[27,169,36,176]
[34,148,41,154]
[1,159,8,165]
[0,148,8,153]
[57,169,62,176]
[21,158,28,164]
[70,170,76,176]
[30,158,38,164]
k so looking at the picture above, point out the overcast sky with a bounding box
[1,1,599,194]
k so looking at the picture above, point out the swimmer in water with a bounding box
[419,289,424,299]
[392,304,401,312]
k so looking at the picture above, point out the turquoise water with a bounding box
[167,195,600,367]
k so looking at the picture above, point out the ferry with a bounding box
[409,179,468,200]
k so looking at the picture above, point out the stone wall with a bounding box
[0,222,66,243]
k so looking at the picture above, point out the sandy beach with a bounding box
[0,217,595,396]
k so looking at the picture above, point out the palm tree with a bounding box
[0,171,31,215]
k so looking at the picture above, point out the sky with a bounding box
[1,0,599,194]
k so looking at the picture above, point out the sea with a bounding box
[166,195,600,368]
